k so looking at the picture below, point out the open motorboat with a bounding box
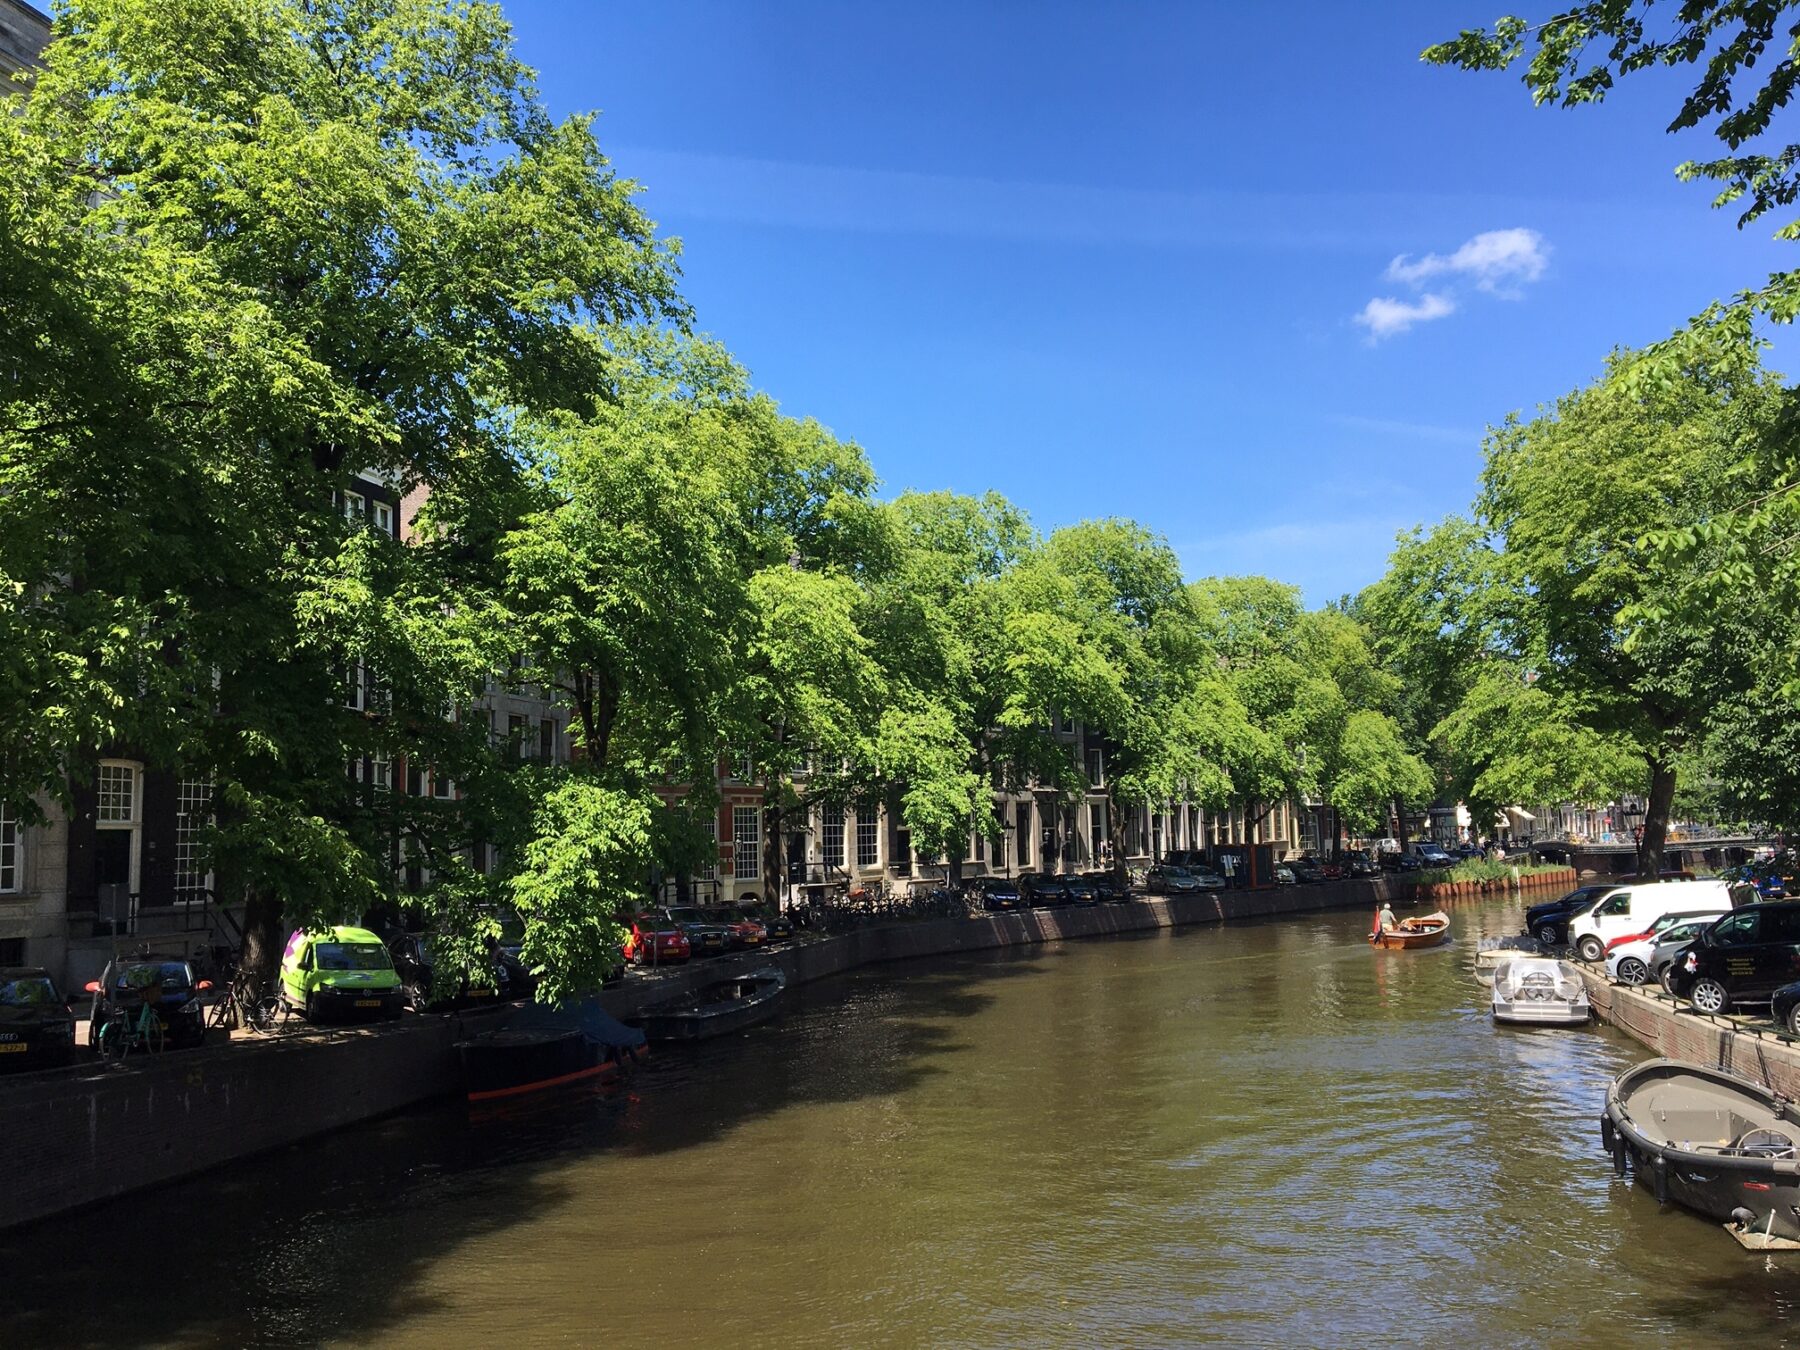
[1602,1058,1800,1245]
[632,967,786,1042]
[1491,957,1590,1025]
[1370,910,1450,950]
[455,999,647,1103]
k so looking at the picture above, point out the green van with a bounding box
[279,926,405,1021]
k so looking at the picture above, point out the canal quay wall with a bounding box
[1578,970,1800,1096]
[3,874,1436,1232]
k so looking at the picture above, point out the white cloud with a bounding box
[1385,227,1549,294]
[1354,293,1455,339]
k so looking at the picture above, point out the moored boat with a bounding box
[1602,1058,1800,1243]
[633,967,786,1041]
[1491,957,1589,1025]
[456,1000,647,1102]
[1370,910,1450,949]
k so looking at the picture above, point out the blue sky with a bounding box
[504,0,1795,604]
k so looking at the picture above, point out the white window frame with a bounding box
[733,807,761,882]
[0,803,18,893]
[174,780,213,897]
[342,489,365,522]
[372,500,394,536]
[822,813,845,869]
[432,773,454,800]
[371,752,391,792]
[855,812,879,869]
[97,762,139,826]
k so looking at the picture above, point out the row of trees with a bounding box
[1351,2,1800,879]
[0,0,1430,999]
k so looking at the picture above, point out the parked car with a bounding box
[761,910,795,942]
[86,954,209,1051]
[1018,872,1071,907]
[1666,901,1800,1014]
[1379,852,1423,873]
[706,906,768,950]
[1144,864,1203,895]
[1601,907,1732,956]
[1286,856,1326,884]
[1187,866,1228,890]
[1412,843,1455,867]
[1769,977,1800,1036]
[280,926,405,1021]
[658,906,732,958]
[1273,863,1297,886]
[622,912,690,966]
[1343,850,1381,879]
[967,876,1022,911]
[1605,913,1728,987]
[1567,879,1732,962]
[0,968,76,1069]
[1061,874,1100,906]
[1524,885,1621,948]
[386,932,515,1012]
[1081,871,1131,903]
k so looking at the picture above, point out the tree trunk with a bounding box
[239,887,286,993]
[1637,759,1678,880]
[1108,795,1128,880]
[761,788,783,909]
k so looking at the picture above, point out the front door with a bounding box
[1590,888,1634,944]
[95,829,133,930]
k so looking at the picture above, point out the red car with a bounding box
[707,906,767,950]
[622,913,690,966]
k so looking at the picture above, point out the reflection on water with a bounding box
[7,895,1800,1348]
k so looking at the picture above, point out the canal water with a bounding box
[9,894,1800,1348]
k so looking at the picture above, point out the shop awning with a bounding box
[1507,806,1536,821]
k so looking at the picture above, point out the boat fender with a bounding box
[1600,1114,1615,1155]
[1652,1154,1670,1206]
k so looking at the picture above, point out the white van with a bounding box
[1567,880,1733,962]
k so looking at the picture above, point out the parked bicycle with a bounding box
[207,973,286,1034]
[94,996,165,1062]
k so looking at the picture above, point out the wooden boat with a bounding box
[455,1000,646,1102]
[1603,1058,1800,1245]
[1370,910,1450,949]
[632,967,786,1041]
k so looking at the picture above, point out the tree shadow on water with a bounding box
[0,949,1046,1349]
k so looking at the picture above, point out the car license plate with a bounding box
[0,1043,25,1053]
[355,999,381,1008]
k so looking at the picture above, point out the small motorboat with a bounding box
[1491,957,1590,1025]
[1370,910,1450,949]
[1603,1058,1800,1245]
[632,967,786,1041]
[456,999,646,1103]
[1475,934,1545,970]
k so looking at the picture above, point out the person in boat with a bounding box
[1376,902,1397,933]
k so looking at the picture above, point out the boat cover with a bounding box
[507,998,647,1051]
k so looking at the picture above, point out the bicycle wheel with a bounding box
[95,1013,127,1061]
[247,993,284,1034]
[138,1013,165,1056]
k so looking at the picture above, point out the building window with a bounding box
[733,807,761,881]
[174,780,212,895]
[855,812,879,868]
[822,814,845,868]
[539,718,555,764]
[344,662,366,712]
[703,816,719,881]
[432,773,454,800]
[1015,801,1032,866]
[97,763,138,825]
[972,822,985,863]
[342,489,365,521]
[371,753,391,792]
[373,500,394,536]
[893,828,912,876]
[1086,747,1104,787]
[1091,804,1107,863]
[733,751,755,783]
[508,713,529,761]
[0,803,18,893]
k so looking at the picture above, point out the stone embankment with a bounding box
[0,877,1411,1232]
[1576,968,1800,1097]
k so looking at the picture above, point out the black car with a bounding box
[1343,851,1381,879]
[761,910,795,942]
[1667,902,1800,1015]
[1523,885,1617,947]
[86,954,209,1051]
[1145,864,1203,895]
[0,968,76,1069]
[1018,872,1071,907]
[1287,857,1326,884]
[659,905,732,957]
[968,876,1022,911]
[1082,871,1131,903]
[1379,852,1423,873]
[1770,977,1800,1036]
[1061,874,1100,905]
[387,933,517,1012]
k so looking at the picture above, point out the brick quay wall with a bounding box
[2,877,1421,1232]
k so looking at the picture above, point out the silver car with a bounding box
[1609,912,1727,989]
